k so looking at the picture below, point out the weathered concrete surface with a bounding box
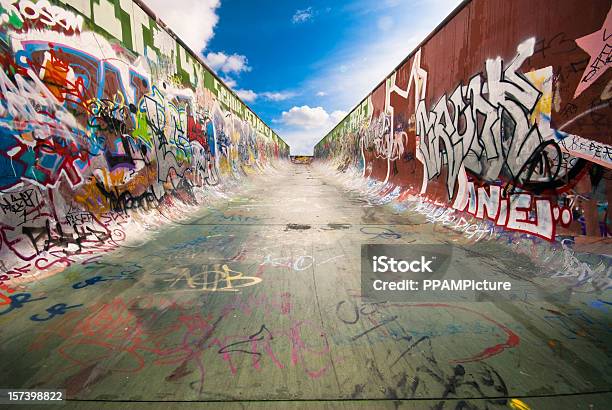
[0,163,610,409]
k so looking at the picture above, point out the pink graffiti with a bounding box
[28,293,333,394]
[573,6,612,98]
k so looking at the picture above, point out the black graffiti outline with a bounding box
[359,226,402,239]
[217,324,274,366]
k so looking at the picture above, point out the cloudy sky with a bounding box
[145,0,462,154]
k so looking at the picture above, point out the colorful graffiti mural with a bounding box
[315,0,611,243]
[0,0,289,279]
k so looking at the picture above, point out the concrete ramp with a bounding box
[0,161,610,409]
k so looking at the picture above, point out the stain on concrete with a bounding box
[285,223,312,230]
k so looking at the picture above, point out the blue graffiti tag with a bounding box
[0,293,48,315]
[30,303,83,322]
[72,272,136,289]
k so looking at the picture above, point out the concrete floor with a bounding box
[1,163,610,409]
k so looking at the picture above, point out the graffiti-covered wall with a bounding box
[0,0,289,277]
[315,0,611,243]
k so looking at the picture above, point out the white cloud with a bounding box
[235,89,257,102]
[278,106,330,129]
[220,76,237,89]
[230,89,297,103]
[330,110,347,123]
[203,51,251,74]
[316,91,327,97]
[292,7,314,24]
[274,105,347,155]
[278,128,321,156]
[260,91,297,101]
[145,0,220,52]
[377,15,394,31]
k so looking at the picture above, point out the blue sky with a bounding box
[146,0,462,154]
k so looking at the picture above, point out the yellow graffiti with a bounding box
[73,182,111,213]
[72,166,159,213]
[164,264,262,292]
[525,68,552,125]
[508,398,531,410]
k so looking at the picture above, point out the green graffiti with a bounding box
[0,5,24,29]
[132,111,153,148]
